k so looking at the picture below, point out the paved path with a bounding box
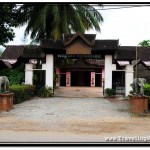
[54,87,104,97]
[0,97,150,143]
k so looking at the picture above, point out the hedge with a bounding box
[144,84,150,108]
[144,84,150,96]
[9,85,36,104]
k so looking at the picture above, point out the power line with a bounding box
[1,4,150,12]
[92,4,150,11]
[13,5,150,16]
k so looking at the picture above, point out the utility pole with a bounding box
[135,47,138,94]
[135,47,138,79]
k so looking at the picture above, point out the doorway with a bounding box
[95,74,102,87]
[112,71,125,95]
[33,70,45,89]
[60,74,66,86]
[71,71,91,86]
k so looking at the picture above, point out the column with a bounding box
[125,64,134,96]
[104,55,116,89]
[66,72,71,87]
[25,64,33,85]
[42,54,54,88]
[91,72,95,87]
[56,68,60,87]
[102,68,104,87]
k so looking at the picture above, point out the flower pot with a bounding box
[129,95,149,114]
[0,93,14,112]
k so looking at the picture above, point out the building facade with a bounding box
[1,32,150,96]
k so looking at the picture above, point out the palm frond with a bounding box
[17,4,104,41]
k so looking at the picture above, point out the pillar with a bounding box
[91,72,95,87]
[102,68,105,87]
[66,72,71,87]
[56,68,60,87]
[42,54,54,88]
[125,64,134,96]
[25,64,33,85]
[104,55,116,89]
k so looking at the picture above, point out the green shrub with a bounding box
[8,70,24,85]
[144,84,150,96]
[105,88,116,97]
[38,86,53,98]
[9,84,36,104]
[144,84,150,108]
[0,63,25,85]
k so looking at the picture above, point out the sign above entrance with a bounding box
[57,54,102,59]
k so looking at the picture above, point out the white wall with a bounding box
[24,54,54,88]
[104,55,134,96]
[104,55,116,89]
[125,65,134,96]
[25,64,33,85]
[42,54,54,88]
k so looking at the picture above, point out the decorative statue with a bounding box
[0,76,9,93]
[133,78,146,96]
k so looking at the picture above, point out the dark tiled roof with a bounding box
[92,40,119,50]
[133,59,150,70]
[21,46,45,59]
[2,35,150,61]
[1,45,24,59]
[2,45,45,60]
[64,32,96,46]
[41,39,65,50]
[137,47,150,61]
[41,34,118,52]
[116,46,150,61]
[0,60,12,69]
[133,60,150,83]
[116,46,136,60]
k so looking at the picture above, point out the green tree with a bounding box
[18,4,103,42]
[0,4,22,46]
[139,40,150,47]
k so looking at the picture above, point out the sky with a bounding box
[6,4,150,47]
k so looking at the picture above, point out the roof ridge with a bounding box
[64,32,95,46]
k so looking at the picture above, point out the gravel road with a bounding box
[0,97,150,143]
[0,97,131,131]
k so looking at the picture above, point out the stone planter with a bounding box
[0,93,14,112]
[129,95,149,114]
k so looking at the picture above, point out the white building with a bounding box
[1,32,138,96]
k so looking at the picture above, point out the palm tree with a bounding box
[18,4,103,42]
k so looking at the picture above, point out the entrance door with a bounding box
[112,71,125,95]
[60,74,66,86]
[83,72,91,86]
[71,71,78,86]
[71,71,91,86]
[33,70,45,89]
[78,71,84,86]
[95,74,102,87]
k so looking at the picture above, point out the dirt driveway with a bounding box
[54,87,104,97]
[0,97,150,143]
